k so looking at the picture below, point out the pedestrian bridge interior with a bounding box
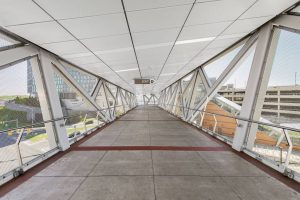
[1,106,299,199]
[0,0,300,199]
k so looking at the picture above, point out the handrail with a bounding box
[161,103,300,133]
[161,103,298,167]
[0,105,124,134]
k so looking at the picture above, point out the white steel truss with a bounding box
[0,28,136,185]
[143,94,159,105]
[158,10,300,183]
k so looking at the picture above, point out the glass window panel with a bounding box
[104,83,116,118]
[53,71,102,139]
[166,83,178,111]
[182,73,197,117]
[203,43,244,85]
[115,90,125,117]
[201,42,256,141]
[290,5,300,14]
[249,28,300,172]
[62,62,98,95]
[217,42,257,112]
[120,89,130,111]
[190,72,207,109]
[106,82,117,98]
[147,95,156,105]
[181,72,194,92]
[0,60,44,127]
[95,83,109,109]
[174,84,184,118]
[0,60,48,175]
[0,32,20,49]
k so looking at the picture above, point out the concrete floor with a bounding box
[1,106,299,200]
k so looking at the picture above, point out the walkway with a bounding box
[1,106,299,200]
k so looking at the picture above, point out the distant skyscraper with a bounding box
[27,60,36,96]
[27,60,97,97]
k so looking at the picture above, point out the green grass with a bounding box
[0,106,28,130]
[66,126,85,135]
[0,95,28,101]
[28,123,99,143]
[29,133,48,142]
[288,131,300,138]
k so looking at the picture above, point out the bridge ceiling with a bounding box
[0,0,297,94]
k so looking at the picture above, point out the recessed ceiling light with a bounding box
[115,68,139,73]
[175,37,215,45]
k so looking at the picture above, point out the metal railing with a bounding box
[161,103,300,132]
[0,104,135,185]
[0,105,125,135]
[160,103,300,181]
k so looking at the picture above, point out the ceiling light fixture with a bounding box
[115,68,139,73]
[175,37,215,45]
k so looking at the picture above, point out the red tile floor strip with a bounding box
[1,106,299,196]
[0,122,113,197]
[72,146,229,151]
[160,107,300,193]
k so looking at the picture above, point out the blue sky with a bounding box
[268,29,300,86]
[207,29,300,89]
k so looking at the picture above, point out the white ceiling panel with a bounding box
[137,46,172,67]
[6,21,73,44]
[164,62,186,71]
[0,0,51,26]
[68,55,100,65]
[161,65,183,76]
[35,0,122,19]
[207,36,243,49]
[104,59,137,68]
[0,0,296,95]
[80,62,107,70]
[41,40,88,56]
[167,54,196,67]
[124,0,194,11]
[118,70,140,78]
[179,21,232,40]
[81,34,132,52]
[115,71,140,84]
[97,50,136,63]
[157,75,172,82]
[83,65,111,76]
[141,66,161,75]
[159,40,223,82]
[180,66,196,77]
[168,41,209,62]
[222,16,273,36]
[104,74,120,81]
[193,49,223,64]
[240,0,299,19]
[186,0,255,26]
[59,13,128,39]
[133,28,179,46]
[189,56,208,68]
[111,63,138,71]
[127,5,192,32]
